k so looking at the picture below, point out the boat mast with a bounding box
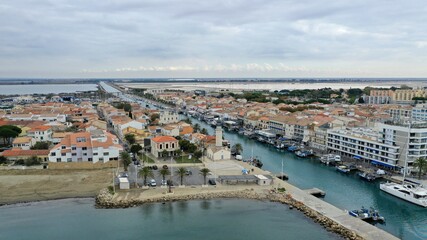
[281,158,284,176]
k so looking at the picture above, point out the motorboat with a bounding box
[380,182,427,207]
[336,165,350,173]
[320,154,341,166]
[348,207,385,222]
[358,171,378,181]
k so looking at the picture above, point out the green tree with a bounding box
[159,168,171,181]
[193,123,200,133]
[123,103,132,112]
[184,118,192,124]
[150,113,160,122]
[0,156,8,164]
[162,149,168,158]
[414,157,427,179]
[199,168,210,185]
[0,125,21,145]
[175,149,182,161]
[176,167,187,186]
[31,141,50,150]
[232,143,243,155]
[139,166,154,186]
[130,144,143,157]
[200,128,208,135]
[120,151,132,171]
[194,150,203,160]
[124,134,136,145]
[24,156,41,166]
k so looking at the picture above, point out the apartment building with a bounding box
[327,127,400,168]
[48,130,122,163]
[27,126,53,142]
[412,104,427,121]
[159,110,179,125]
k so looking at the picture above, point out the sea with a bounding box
[0,198,341,240]
[0,84,98,95]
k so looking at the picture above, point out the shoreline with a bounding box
[95,187,362,240]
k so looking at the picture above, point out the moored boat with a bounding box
[336,165,350,173]
[348,207,385,222]
[358,171,378,181]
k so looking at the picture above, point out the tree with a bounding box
[0,125,21,145]
[162,149,168,158]
[358,97,365,104]
[184,118,192,124]
[175,149,182,162]
[232,143,243,155]
[194,150,203,160]
[150,113,160,122]
[0,156,8,164]
[130,144,143,158]
[25,156,41,166]
[123,103,132,112]
[200,128,208,135]
[200,168,210,185]
[120,152,132,171]
[139,166,154,186]
[31,141,50,150]
[124,134,136,145]
[159,168,171,181]
[414,157,427,179]
[193,123,200,133]
[176,167,187,186]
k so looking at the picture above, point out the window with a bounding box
[56,158,61,162]
[93,153,98,156]
[67,158,72,162]
[82,147,87,150]
[72,153,77,156]
[103,152,109,156]
[51,152,56,156]
[71,146,76,150]
[83,153,87,156]
[88,158,93,162]
[61,153,66,156]
[61,145,66,149]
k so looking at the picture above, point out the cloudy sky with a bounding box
[0,0,426,78]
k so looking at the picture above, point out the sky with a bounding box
[0,0,427,78]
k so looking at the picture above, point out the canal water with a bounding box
[190,117,427,240]
[0,198,341,240]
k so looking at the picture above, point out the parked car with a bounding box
[161,179,167,186]
[149,179,157,187]
[185,170,192,175]
[208,179,216,185]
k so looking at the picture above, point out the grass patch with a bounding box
[108,186,115,194]
[175,156,202,164]
[139,153,155,163]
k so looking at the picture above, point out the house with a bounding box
[2,149,50,162]
[161,125,180,137]
[159,110,179,124]
[27,126,53,142]
[206,127,231,161]
[48,130,122,163]
[12,137,35,150]
[150,136,179,158]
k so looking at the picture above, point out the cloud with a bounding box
[0,0,427,78]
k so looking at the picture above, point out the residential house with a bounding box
[150,136,179,158]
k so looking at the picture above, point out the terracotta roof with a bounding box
[2,149,49,157]
[151,136,177,143]
[28,125,51,132]
[12,137,32,144]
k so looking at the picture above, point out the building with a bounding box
[150,136,179,158]
[27,126,53,142]
[206,126,231,161]
[327,127,400,169]
[159,110,179,125]
[412,104,427,121]
[364,90,392,104]
[48,130,122,163]
[2,149,49,162]
[12,137,35,150]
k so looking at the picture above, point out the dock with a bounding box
[304,188,326,197]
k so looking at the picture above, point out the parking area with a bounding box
[127,164,209,187]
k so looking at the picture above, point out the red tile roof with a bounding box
[2,149,50,157]
[151,136,177,143]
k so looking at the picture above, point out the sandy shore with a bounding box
[0,169,113,205]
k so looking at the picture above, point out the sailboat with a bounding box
[379,121,427,207]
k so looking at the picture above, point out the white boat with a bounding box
[320,154,341,165]
[379,121,427,207]
[380,182,427,207]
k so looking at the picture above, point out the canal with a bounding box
[190,117,427,240]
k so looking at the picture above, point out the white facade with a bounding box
[206,147,231,161]
[27,127,53,142]
[159,111,179,125]
[412,104,427,121]
[48,131,122,163]
[327,128,400,168]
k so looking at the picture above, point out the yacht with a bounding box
[379,121,427,207]
[380,182,427,207]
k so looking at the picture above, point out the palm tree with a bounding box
[176,167,187,186]
[200,128,208,135]
[120,151,131,171]
[159,168,171,181]
[139,167,154,186]
[193,123,200,133]
[414,157,427,179]
[232,143,243,155]
[199,168,210,185]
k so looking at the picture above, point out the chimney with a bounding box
[215,126,222,147]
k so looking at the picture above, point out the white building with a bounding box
[327,127,400,169]
[206,127,231,161]
[12,137,36,150]
[48,130,122,163]
[27,126,53,142]
[159,110,179,125]
[412,104,427,121]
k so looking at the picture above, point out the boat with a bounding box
[320,154,341,166]
[287,145,299,152]
[348,207,385,222]
[379,121,427,207]
[295,149,314,158]
[336,165,350,173]
[358,171,378,181]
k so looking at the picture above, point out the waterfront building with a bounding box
[150,136,179,158]
[206,126,231,161]
[159,110,179,125]
[412,104,427,121]
[327,127,400,168]
[48,130,122,163]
